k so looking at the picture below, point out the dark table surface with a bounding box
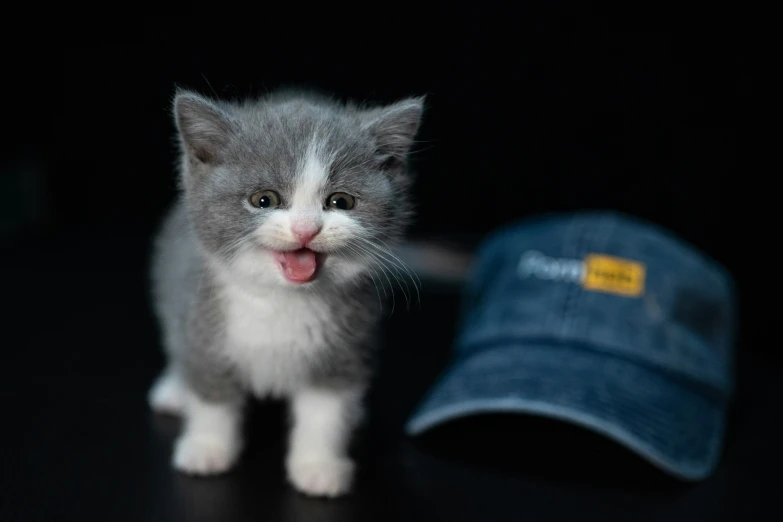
[1,224,780,522]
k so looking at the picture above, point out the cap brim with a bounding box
[405,343,726,480]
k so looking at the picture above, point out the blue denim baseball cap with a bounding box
[406,211,737,480]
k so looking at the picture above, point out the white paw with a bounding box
[287,458,354,498]
[173,434,240,476]
[148,372,187,415]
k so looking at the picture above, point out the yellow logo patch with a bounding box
[582,254,646,297]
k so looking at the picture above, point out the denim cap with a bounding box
[406,211,737,480]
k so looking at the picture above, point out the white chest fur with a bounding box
[220,284,331,398]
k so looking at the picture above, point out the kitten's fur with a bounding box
[148,88,424,497]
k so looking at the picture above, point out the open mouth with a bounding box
[272,248,327,284]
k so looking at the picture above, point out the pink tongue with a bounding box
[282,249,317,281]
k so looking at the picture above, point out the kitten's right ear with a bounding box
[360,96,425,167]
[173,90,234,164]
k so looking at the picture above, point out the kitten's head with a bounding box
[173,88,424,290]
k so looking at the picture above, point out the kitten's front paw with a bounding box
[287,457,355,498]
[173,434,241,476]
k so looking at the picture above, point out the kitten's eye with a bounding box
[326,192,356,210]
[249,190,281,209]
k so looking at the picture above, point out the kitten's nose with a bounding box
[292,223,321,246]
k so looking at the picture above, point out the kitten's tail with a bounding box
[392,240,475,291]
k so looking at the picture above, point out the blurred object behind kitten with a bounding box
[394,239,474,288]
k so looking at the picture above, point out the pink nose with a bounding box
[292,223,321,246]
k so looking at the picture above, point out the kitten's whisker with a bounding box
[361,235,423,290]
[364,236,422,301]
[407,144,436,155]
[338,250,382,314]
[353,238,421,309]
[343,244,387,300]
[349,241,410,311]
[343,244,397,316]
[368,251,410,311]
[348,237,410,302]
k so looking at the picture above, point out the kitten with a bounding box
[147,87,424,498]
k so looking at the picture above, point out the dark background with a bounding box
[1,12,775,522]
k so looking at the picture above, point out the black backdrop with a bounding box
[52,32,741,242]
[1,18,763,358]
[0,19,764,350]
[1,12,777,522]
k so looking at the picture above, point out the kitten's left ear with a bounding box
[361,96,425,167]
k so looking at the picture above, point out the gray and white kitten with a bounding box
[147,88,424,497]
